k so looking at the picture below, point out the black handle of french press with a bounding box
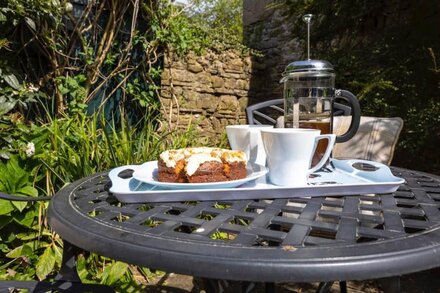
[334,89,361,143]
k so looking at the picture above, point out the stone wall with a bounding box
[158,1,299,140]
[160,50,251,140]
[243,0,302,105]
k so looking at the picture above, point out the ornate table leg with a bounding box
[50,241,116,292]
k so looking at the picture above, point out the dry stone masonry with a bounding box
[159,1,300,140]
[160,50,251,140]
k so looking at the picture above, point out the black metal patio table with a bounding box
[47,166,440,292]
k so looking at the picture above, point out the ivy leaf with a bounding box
[36,246,56,281]
[101,261,128,285]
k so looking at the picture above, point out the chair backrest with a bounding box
[246,99,351,126]
[246,98,284,125]
[332,116,404,165]
[245,99,403,165]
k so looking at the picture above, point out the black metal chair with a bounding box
[246,92,354,126]
[0,191,115,293]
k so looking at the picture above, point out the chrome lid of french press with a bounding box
[283,59,334,74]
[281,14,334,77]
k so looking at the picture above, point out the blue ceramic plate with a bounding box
[132,160,268,190]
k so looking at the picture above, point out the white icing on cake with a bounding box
[159,150,185,168]
[159,147,247,175]
[186,153,222,176]
[221,150,247,163]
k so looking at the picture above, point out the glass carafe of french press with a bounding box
[281,14,361,165]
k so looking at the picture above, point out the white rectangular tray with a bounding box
[108,159,405,203]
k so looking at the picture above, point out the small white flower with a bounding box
[25,142,35,157]
[28,84,39,92]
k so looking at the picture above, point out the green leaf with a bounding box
[25,17,36,31]
[36,246,56,281]
[53,243,63,267]
[0,156,31,194]
[3,74,20,90]
[0,11,6,22]
[0,150,11,160]
[17,186,38,197]
[11,200,28,212]
[6,244,34,258]
[13,207,37,227]
[0,215,12,229]
[0,200,15,215]
[0,98,16,115]
[76,253,89,281]
[101,261,128,285]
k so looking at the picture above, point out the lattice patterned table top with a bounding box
[48,167,440,282]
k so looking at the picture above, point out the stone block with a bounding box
[236,80,249,91]
[178,92,198,109]
[160,87,172,98]
[211,76,224,88]
[161,69,171,85]
[171,69,193,83]
[159,97,172,107]
[188,62,204,73]
[224,78,237,89]
[196,73,211,85]
[218,95,239,111]
[238,97,249,112]
[222,72,242,79]
[234,89,249,97]
[197,94,219,111]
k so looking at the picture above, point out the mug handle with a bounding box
[308,134,336,174]
[335,89,361,143]
[249,129,266,166]
[248,129,258,164]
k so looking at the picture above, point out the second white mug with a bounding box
[226,125,273,166]
[261,128,336,186]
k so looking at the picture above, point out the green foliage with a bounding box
[187,0,244,51]
[0,67,47,116]
[145,2,209,55]
[0,0,247,288]
[0,155,60,282]
[0,107,210,286]
[0,156,38,202]
[280,0,440,172]
[0,0,248,120]
[56,75,88,115]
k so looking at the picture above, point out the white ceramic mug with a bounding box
[226,125,274,166]
[261,128,336,186]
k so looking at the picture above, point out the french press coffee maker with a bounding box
[280,14,360,165]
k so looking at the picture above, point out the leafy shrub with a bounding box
[280,0,440,172]
[0,0,246,287]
